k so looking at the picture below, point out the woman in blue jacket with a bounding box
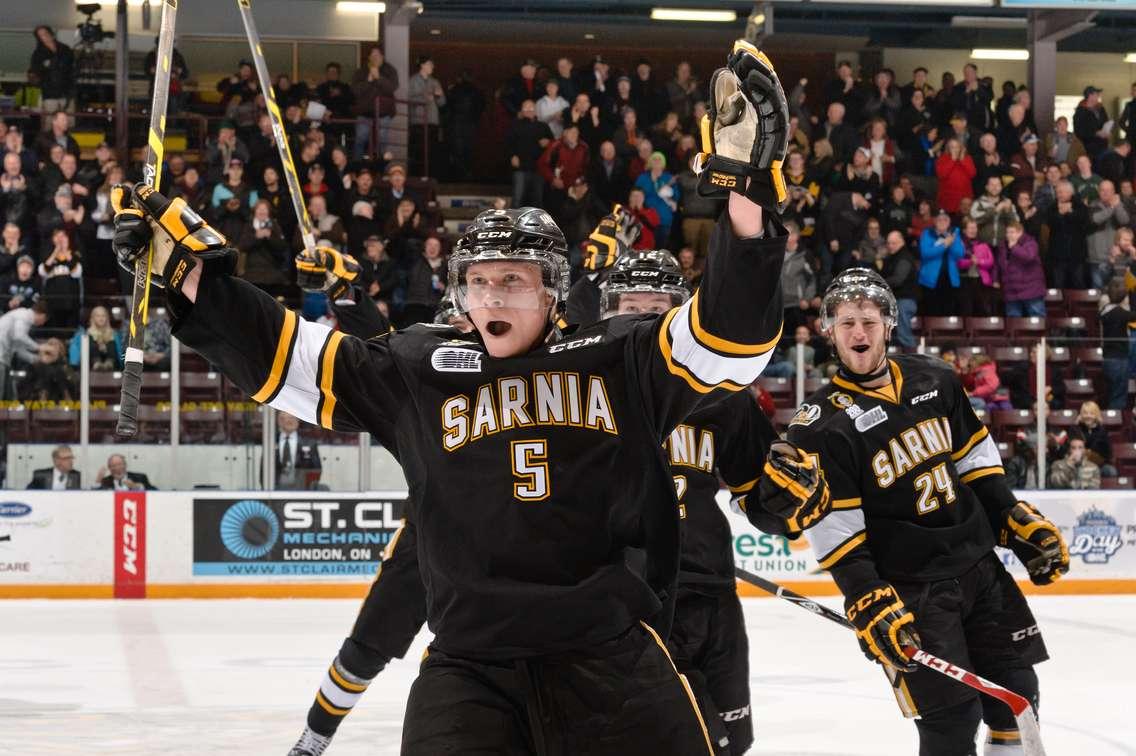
[633,151,680,247]
[918,208,966,316]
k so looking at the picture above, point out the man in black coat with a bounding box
[97,454,156,491]
[274,411,322,490]
[27,444,80,490]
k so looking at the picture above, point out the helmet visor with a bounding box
[452,251,559,313]
[821,281,897,332]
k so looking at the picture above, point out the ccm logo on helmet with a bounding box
[475,230,512,240]
[630,270,657,277]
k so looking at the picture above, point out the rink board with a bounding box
[0,489,1132,598]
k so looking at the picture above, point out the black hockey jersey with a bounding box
[666,389,778,591]
[786,354,1009,597]
[170,212,784,660]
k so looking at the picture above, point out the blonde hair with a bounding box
[1077,400,1101,426]
[87,306,116,346]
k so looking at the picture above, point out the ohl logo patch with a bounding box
[1070,507,1123,564]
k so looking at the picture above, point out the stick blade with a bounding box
[1015,708,1047,756]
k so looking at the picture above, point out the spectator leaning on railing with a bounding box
[0,302,47,400]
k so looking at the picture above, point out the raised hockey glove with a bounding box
[112,183,235,295]
[757,440,831,529]
[582,211,629,272]
[296,246,361,301]
[1000,501,1070,585]
[845,583,921,672]
[612,203,642,248]
[692,40,789,213]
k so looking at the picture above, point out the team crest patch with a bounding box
[789,403,821,427]
[431,347,483,373]
[854,405,888,432]
[829,392,854,410]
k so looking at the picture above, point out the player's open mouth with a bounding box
[486,320,512,336]
[852,344,870,353]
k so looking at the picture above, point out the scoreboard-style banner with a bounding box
[0,490,1132,598]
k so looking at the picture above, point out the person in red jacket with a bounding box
[626,186,660,249]
[537,123,590,214]
[935,137,976,214]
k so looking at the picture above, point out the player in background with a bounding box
[561,204,641,327]
[112,39,793,756]
[754,268,1069,755]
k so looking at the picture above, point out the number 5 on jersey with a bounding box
[511,440,550,501]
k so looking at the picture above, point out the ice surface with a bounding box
[0,595,1132,755]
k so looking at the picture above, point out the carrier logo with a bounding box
[0,502,31,518]
[789,403,821,427]
[431,347,483,373]
[1069,507,1123,564]
[911,390,939,405]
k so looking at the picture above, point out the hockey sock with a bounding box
[306,638,389,737]
[980,666,1038,756]
[983,730,1024,754]
[915,697,982,756]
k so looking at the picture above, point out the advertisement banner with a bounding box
[191,494,407,578]
[113,491,146,598]
[721,491,1136,594]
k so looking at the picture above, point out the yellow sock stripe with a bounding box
[988,729,1021,743]
[960,466,1005,484]
[328,664,368,694]
[817,531,867,570]
[315,690,350,717]
[640,622,715,756]
[688,291,782,356]
[251,309,298,403]
[318,331,345,429]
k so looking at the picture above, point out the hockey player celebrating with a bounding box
[286,249,783,755]
[114,39,790,755]
[757,267,1069,755]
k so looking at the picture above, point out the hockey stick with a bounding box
[235,0,317,254]
[117,0,177,437]
[734,566,1046,756]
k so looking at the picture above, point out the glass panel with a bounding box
[178,38,293,92]
[297,42,359,87]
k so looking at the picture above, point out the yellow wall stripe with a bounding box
[251,309,298,402]
[319,331,345,429]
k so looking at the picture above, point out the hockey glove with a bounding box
[612,203,642,248]
[112,183,235,295]
[1000,501,1069,585]
[692,40,789,213]
[582,211,629,272]
[757,440,831,530]
[296,246,362,301]
[845,583,921,672]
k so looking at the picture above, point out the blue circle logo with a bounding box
[219,500,279,560]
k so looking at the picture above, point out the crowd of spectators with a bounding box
[2,38,1136,452]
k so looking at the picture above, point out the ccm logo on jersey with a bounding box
[548,335,603,353]
[719,705,751,722]
[1011,624,1040,641]
[911,390,939,405]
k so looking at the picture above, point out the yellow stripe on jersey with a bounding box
[657,309,734,394]
[318,331,345,429]
[833,497,862,510]
[688,291,782,356]
[951,427,989,462]
[729,477,758,494]
[251,308,298,403]
[817,531,867,570]
[640,622,715,756]
[960,466,1005,484]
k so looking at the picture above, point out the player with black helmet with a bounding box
[113,39,793,756]
[754,267,1069,755]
